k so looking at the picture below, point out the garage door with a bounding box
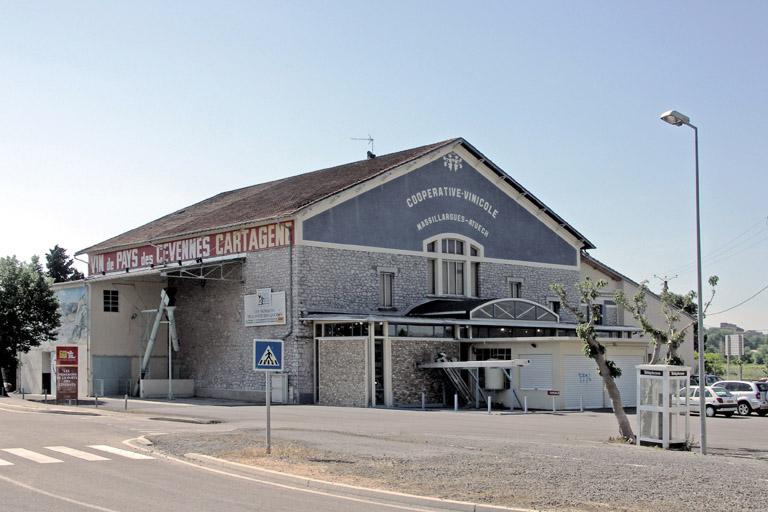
[520,354,553,390]
[563,355,603,409]
[610,356,643,408]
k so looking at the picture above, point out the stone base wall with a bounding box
[391,340,459,406]
[318,339,367,407]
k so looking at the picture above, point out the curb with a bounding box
[123,435,541,512]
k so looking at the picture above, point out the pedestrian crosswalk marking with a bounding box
[45,446,110,461]
[0,458,13,466]
[2,448,63,464]
[88,445,154,460]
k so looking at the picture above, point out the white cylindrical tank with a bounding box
[484,360,505,390]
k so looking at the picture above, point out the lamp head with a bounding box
[660,110,690,127]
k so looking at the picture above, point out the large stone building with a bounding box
[19,138,694,409]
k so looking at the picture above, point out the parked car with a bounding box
[678,386,737,417]
[712,380,768,416]
[690,374,722,386]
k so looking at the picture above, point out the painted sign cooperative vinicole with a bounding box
[89,221,293,275]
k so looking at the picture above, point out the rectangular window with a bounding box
[470,262,479,296]
[442,260,464,295]
[510,281,522,298]
[549,300,561,315]
[379,272,394,308]
[427,259,436,294]
[103,290,119,312]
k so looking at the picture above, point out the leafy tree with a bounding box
[701,352,725,376]
[551,277,634,442]
[615,276,718,365]
[0,256,60,394]
[45,245,84,283]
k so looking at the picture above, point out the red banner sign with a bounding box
[56,346,79,401]
[88,221,293,275]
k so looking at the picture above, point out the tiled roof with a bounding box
[78,139,459,254]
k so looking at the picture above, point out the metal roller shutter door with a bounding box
[563,356,604,409]
[610,356,643,407]
[519,354,553,390]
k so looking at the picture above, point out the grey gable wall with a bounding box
[302,153,578,266]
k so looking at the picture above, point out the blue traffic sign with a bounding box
[254,340,283,371]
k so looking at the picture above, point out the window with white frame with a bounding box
[508,278,522,298]
[425,236,481,297]
[379,272,394,308]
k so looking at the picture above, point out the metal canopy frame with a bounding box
[161,259,244,282]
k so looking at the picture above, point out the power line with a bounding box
[708,281,768,316]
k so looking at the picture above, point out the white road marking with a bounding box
[2,448,63,464]
[0,473,120,512]
[88,445,154,460]
[45,446,110,461]
[0,458,14,466]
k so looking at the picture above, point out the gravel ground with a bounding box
[149,428,768,512]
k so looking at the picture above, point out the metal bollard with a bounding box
[21,388,25,400]
[421,391,426,411]
[454,393,458,411]
[552,396,556,412]
[44,390,47,404]
[124,394,128,411]
[487,396,491,414]
[523,396,528,414]
[95,393,98,408]
[580,395,584,412]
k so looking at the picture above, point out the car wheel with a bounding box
[706,406,716,417]
[738,402,752,416]
[723,412,734,418]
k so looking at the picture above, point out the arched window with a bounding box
[424,235,483,297]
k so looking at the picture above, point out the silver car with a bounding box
[712,381,768,416]
[679,386,737,417]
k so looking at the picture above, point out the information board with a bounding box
[56,346,79,401]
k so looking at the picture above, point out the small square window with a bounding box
[103,290,119,313]
[510,281,522,298]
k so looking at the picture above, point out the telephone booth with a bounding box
[636,365,690,449]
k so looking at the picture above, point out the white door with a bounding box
[563,355,603,409]
[610,356,643,407]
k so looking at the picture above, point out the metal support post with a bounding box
[552,396,556,412]
[524,396,528,414]
[580,395,583,412]
[266,373,272,455]
[454,393,458,411]
[487,396,491,414]
[95,393,98,408]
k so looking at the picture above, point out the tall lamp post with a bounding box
[660,109,706,455]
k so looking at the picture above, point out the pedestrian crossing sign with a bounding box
[254,339,283,371]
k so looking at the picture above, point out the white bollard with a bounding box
[124,394,128,411]
[552,396,556,412]
[454,393,458,411]
[421,391,426,411]
[44,390,47,404]
[523,396,528,414]
[487,396,492,414]
[580,395,583,412]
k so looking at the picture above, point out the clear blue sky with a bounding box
[1,2,766,329]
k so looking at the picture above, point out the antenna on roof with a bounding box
[351,134,375,159]
[653,274,678,293]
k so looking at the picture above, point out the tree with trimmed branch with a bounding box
[614,276,718,365]
[551,277,635,442]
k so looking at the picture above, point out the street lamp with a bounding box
[660,109,706,455]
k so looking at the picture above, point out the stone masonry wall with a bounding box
[478,262,581,322]
[173,246,315,402]
[297,245,427,315]
[317,339,367,407]
[391,340,459,406]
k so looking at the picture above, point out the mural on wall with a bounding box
[55,286,88,345]
[302,153,579,266]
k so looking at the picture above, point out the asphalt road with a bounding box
[0,398,484,512]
